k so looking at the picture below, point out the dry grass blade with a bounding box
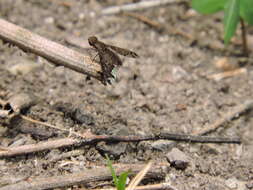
[122,12,162,29]
[208,68,247,81]
[102,0,178,15]
[92,183,176,190]
[127,161,153,190]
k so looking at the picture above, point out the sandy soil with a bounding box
[0,0,253,189]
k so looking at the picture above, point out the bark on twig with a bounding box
[19,115,241,144]
[0,163,166,190]
[0,131,240,158]
[0,138,80,157]
[0,18,102,82]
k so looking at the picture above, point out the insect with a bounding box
[88,36,139,85]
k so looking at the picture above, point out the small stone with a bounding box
[166,148,190,170]
[201,144,221,155]
[53,102,94,125]
[44,17,54,24]
[96,142,127,159]
[0,110,10,118]
[234,145,243,160]
[8,93,37,113]
[151,140,174,151]
[185,89,194,97]
[185,9,198,18]
[225,177,238,189]
[171,66,189,82]
[73,108,94,125]
[78,13,85,20]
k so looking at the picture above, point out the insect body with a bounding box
[88,36,138,85]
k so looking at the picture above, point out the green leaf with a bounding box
[240,0,253,25]
[117,172,129,190]
[106,155,119,187]
[191,0,227,14]
[224,0,240,45]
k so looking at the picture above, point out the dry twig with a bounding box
[0,163,166,190]
[0,138,80,157]
[0,129,240,158]
[122,12,193,40]
[0,18,102,82]
[122,12,162,29]
[101,0,178,15]
[208,68,247,81]
[193,100,253,135]
[22,113,241,143]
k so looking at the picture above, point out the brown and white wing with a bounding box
[107,44,139,58]
[98,48,123,85]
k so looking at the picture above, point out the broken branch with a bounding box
[0,163,166,190]
[0,18,102,82]
[0,131,240,158]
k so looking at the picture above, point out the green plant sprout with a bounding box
[191,0,253,55]
[106,155,130,190]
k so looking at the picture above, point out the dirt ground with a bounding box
[0,0,253,189]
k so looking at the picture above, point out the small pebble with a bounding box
[225,177,238,189]
[151,140,174,151]
[166,148,190,170]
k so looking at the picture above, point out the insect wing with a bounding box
[102,48,123,67]
[107,44,139,58]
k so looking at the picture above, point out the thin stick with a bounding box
[0,138,80,157]
[122,12,193,40]
[0,130,241,158]
[20,114,241,144]
[101,0,178,15]
[21,117,241,144]
[0,18,102,82]
[21,115,70,133]
[158,133,240,143]
[207,68,247,81]
[20,115,97,139]
[240,18,248,56]
[122,12,162,29]
[193,100,253,135]
[0,163,166,190]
